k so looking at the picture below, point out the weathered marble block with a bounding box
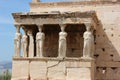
[47,61,66,80]
[30,61,47,80]
[12,60,29,80]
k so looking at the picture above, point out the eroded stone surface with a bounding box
[12,0,120,80]
[47,61,66,80]
[12,60,29,80]
[30,61,47,80]
[66,68,91,80]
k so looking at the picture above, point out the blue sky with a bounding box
[0,0,72,62]
[0,0,31,62]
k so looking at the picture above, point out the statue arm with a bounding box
[36,38,41,42]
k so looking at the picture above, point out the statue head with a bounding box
[38,25,43,32]
[86,26,91,31]
[85,23,91,32]
[60,24,66,32]
[15,25,21,33]
[22,27,28,35]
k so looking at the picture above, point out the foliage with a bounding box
[0,69,11,80]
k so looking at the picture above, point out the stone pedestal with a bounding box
[11,58,95,80]
[47,61,66,80]
[11,59,29,80]
[30,61,47,80]
[66,58,95,80]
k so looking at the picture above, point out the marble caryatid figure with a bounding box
[22,27,29,57]
[83,24,94,58]
[14,25,22,57]
[36,25,45,57]
[27,29,34,57]
[58,24,67,58]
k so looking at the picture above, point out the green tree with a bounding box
[2,69,11,80]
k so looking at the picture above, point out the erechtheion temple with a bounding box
[11,0,120,80]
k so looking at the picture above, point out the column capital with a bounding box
[15,25,21,28]
[59,24,67,27]
[22,27,28,35]
[22,26,28,30]
[85,23,93,31]
[37,25,43,32]
[37,24,43,28]
[27,29,33,35]
[85,23,92,27]
[59,24,67,32]
[15,25,21,33]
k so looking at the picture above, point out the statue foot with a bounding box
[57,56,65,60]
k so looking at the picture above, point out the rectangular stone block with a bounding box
[66,68,91,80]
[30,61,47,80]
[12,60,29,80]
[66,61,92,68]
[47,61,66,80]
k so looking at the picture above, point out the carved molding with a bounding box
[12,11,98,30]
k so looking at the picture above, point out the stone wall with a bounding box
[29,2,120,79]
[12,58,95,80]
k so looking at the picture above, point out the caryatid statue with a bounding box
[22,27,29,57]
[36,25,45,57]
[82,24,94,58]
[14,25,22,57]
[58,24,67,58]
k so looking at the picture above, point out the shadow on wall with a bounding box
[94,20,120,80]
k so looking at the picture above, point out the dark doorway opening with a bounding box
[66,24,86,57]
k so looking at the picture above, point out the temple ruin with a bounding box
[12,0,120,80]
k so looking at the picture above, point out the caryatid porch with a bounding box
[12,11,98,80]
[13,11,97,58]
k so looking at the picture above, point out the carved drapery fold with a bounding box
[22,27,29,57]
[27,29,34,57]
[36,25,45,57]
[58,24,67,58]
[14,25,22,57]
[82,23,94,58]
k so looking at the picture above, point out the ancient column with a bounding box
[27,29,34,57]
[14,25,22,57]
[22,27,29,57]
[82,23,94,58]
[36,25,45,57]
[58,24,67,58]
